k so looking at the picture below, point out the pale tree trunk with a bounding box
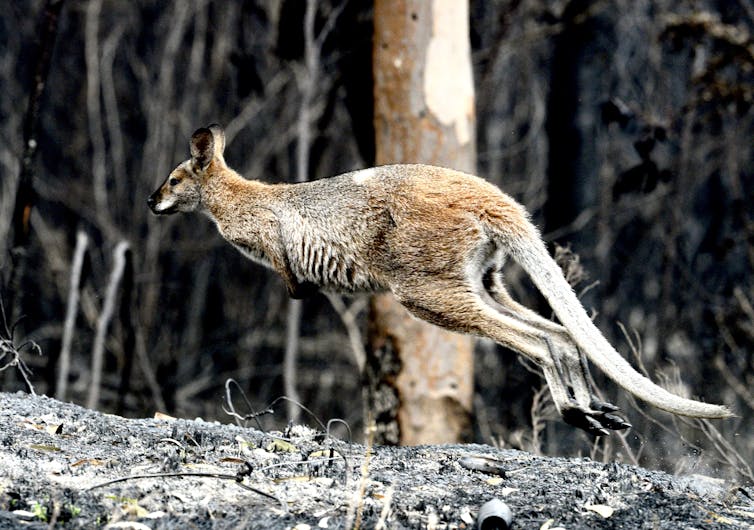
[87,241,130,410]
[368,0,477,445]
[56,229,88,401]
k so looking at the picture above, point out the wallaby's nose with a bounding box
[147,194,156,211]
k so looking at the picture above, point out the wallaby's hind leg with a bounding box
[484,269,594,403]
[394,283,571,409]
[483,270,631,433]
[392,280,628,435]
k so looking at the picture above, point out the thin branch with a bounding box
[87,241,130,409]
[137,1,194,334]
[115,246,135,414]
[266,395,328,432]
[0,299,41,394]
[86,471,285,510]
[529,384,554,456]
[135,327,167,412]
[296,0,318,182]
[326,418,353,444]
[85,0,109,224]
[224,378,272,430]
[374,485,395,530]
[314,0,348,50]
[179,0,208,123]
[713,307,754,410]
[179,257,212,378]
[284,298,303,423]
[284,0,320,423]
[345,414,375,530]
[325,293,367,371]
[225,72,290,145]
[56,229,88,401]
[714,355,754,411]
[100,23,126,212]
[696,419,754,483]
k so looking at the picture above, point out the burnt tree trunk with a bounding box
[367,0,477,445]
[7,0,66,320]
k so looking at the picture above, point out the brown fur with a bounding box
[148,124,731,434]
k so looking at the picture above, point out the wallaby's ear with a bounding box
[207,123,226,158]
[190,127,214,170]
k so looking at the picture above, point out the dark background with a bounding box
[1,0,752,481]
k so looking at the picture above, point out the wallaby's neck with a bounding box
[199,166,273,224]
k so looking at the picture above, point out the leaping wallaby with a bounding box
[148,124,731,435]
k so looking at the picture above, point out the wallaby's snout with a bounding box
[146,192,158,213]
[147,185,176,215]
[147,163,202,215]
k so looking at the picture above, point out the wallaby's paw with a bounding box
[590,399,620,413]
[599,412,632,430]
[561,405,631,436]
[562,409,610,436]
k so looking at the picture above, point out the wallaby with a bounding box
[148,124,732,435]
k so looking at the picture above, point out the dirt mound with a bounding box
[0,392,751,529]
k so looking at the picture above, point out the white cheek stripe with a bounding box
[155,198,176,212]
[352,167,376,185]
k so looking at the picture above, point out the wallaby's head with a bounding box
[147,124,226,215]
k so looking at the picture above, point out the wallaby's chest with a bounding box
[292,236,384,293]
[280,207,385,292]
[232,241,272,268]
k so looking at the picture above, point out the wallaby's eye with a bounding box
[169,177,180,186]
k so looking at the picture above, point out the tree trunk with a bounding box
[367,0,476,445]
[7,0,66,321]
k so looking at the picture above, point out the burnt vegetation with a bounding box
[1,0,752,484]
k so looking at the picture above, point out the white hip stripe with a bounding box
[352,167,377,185]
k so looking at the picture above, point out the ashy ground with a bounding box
[0,392,752,529]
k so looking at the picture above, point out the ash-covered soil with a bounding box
[0,392,752,529]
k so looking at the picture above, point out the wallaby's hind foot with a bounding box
[561,405,631,436]
[546,336,632,435]
[484,270,631,435]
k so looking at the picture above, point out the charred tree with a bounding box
[7,0,66,320]
[367,0,477,445]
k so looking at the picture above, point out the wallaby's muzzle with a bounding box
[147,189,176,215]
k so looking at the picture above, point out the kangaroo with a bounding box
[148,124,731,435]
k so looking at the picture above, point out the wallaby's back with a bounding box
[276,164,527,292]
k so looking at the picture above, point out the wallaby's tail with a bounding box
[509,230,731,419]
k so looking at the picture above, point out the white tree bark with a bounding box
[56,229,88,401]
[87,241,129,409]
